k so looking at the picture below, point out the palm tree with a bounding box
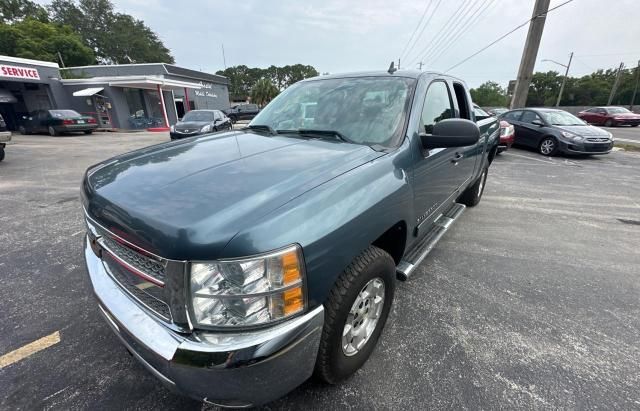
[251,78,279,107]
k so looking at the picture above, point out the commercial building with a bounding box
[0,54,229,131]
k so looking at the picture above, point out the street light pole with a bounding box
[542,53,573,107]
[556,52,573,106]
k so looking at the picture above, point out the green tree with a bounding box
[0,18,95,66]
[251,78,279,107]
[49,0,173,64]
[469,81,509,106]
[217,64,319,99]
[0,0,48,24]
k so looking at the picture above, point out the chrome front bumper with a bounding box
[84,237,324,407]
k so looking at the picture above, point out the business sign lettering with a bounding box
[0,64,40,80]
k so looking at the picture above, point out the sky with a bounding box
[48,0,640,88]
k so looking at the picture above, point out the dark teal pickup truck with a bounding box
[82,69,498,407]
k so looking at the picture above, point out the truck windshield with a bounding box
[250,76,415,147]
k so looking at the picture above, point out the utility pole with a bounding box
[607,62,625,105]
[556,52,573,106]
[221,44,227,69]
[510,0,551,109]
[398,58,401,70]
[57,51,66,68]
[417,61,424,70]
[630,60,640,110]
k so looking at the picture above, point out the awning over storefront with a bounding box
[0,88,17,103]
[61,76,202,91]
[72,87,104,97]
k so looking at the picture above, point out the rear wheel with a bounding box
[19,126,29,135]
[539,136,558,156]
[458,167,488,207]
[0,148,5,162]
[84,130,93,135]
[314,246,395,384]
[632,124,638,127]
[48,126,58,136]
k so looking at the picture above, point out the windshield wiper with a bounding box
[245,124,277,135]
[278,129,355,144]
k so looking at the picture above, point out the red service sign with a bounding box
[0,64,40,80]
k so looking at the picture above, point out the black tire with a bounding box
[604,119,614,127]
[458,167,488,207]
[314,246,395,384]
[19,126,29,135]
[0,148,4,162]
[48,126,58,136]
[632,124,638,127]
[229,115,237,124]
[538,136,558,156]
[84,130,93,135]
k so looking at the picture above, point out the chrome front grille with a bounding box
[102,253,172,321]
[100,236,166,284]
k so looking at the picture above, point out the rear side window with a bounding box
[421,81,454,134]
[452,82,471,120]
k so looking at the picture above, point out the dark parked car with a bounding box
[486,107,509,116]
[577,106,640,127]
[170,109,231,140]
[20,109,98,136]
[0,113,10,162]
[500,108,613,156]
[223,103,260,123]
[82,70,499,406]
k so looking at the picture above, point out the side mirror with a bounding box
[214,118,221,123]
[532,119,544,126]
[420,118,480,150]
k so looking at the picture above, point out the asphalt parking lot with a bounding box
[1,130,639,409]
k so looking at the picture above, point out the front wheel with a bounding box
[604,119,615,127]
[84,130,93,135]
[48,126,58,136]
[458,167,488,207]
[0,148,4,162]
[19,126,29,135]
[539,136,558,156]
[632,124,638,127]
[314,246,395,384]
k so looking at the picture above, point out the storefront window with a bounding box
[144,89,165,126]
[123,88,148,129]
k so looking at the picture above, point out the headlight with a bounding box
[170,125,175,132]
[561,131,582,142]
[190,244,306,328]
[200,124,212,133]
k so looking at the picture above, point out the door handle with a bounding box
[451,152,463,164]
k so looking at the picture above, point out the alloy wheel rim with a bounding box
[541,139,554,154]
[342,278,385,357]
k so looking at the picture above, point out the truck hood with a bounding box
[83,131,383,260]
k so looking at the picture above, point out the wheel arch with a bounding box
[371,221,407,265]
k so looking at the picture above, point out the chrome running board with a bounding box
[396,203,466,281]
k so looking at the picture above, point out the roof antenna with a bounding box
[388,61,397,74]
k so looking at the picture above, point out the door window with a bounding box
[520,111,542,124]
[503,110,522,121]
[421,81,454,134]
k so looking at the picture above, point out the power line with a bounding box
[399,0,434,62]
[412,0,478,63]
[421,0,484,65]
[401,0,443,63]
[429,0,497,67]
[445,0,575,72]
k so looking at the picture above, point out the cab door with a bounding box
[411,80,472,225]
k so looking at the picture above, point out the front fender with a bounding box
[221,153,413,308]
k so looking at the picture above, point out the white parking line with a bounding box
[0,331,61,369]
